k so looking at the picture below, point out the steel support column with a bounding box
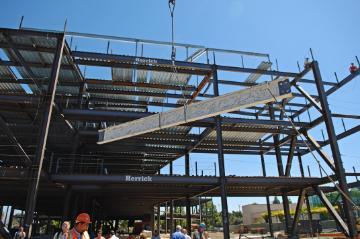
[260,151,274,237]
[290,190,305,237]
[23,34,65,237]
[164,203,168,234]
[185,154,190,176]
[0,206,3,223]
[169,161,174,234]
[157,204,160,234]
[312,61,357,238]
[285,136,297,176]
[213,66,230,239]
[185,154,191,235]
[269,105,291,234]
[199,197,202,222]
[297,150,314,236]
[151,210,155,234]
[8,207,14,229]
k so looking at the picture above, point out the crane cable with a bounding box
[167,0,189,119]
[168,0,176,62]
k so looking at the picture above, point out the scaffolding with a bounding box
[0,27,359,238]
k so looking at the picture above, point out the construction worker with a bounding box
[349,63,358,74]
[304,58,311,69]
[69,213,92,239]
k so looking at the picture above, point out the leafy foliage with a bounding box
[229,210,242,225]
[272,196,280,204]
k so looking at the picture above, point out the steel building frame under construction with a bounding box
[0,27,359,238]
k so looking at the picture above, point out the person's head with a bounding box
[181,229,187,235]
[203,232,209,239]
[19,226,24,232]
[62,221,70,233]
[175,225,182,232]
[110,230,115,236]
[97,230,103,238]
[198,223,206,233]
[74,213,91,233]
[154,230,158,236]
[139,233,146,239]
[351,63,355,66]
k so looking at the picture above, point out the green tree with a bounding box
[272,196,280,204]
[202,201,221,229]
[229,210,243,225]
[119,220,128,232]
[261,213,269,223]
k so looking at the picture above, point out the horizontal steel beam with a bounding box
[21,27,272,59]
[22,27,206,49]
[0,77,196,91]
[72,51,299,77]
[297,78,337,86]
[220,117,310,128]
[0,41,55,53]
[0,28,62,38]
[87,88,192,99]
[50,174,324,186]
[98,78,292,144]
[217,78,337,87]
[76,132,308,147]
[0,60,74,71]
[331,113,360,120]
[89,79,196,91]
[191,149,297,156]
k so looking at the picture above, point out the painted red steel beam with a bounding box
[187,73,212,104]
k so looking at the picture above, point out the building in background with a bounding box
[242,203,298,225]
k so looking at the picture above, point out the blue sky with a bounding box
[1,0,360,212]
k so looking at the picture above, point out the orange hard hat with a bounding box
[75,213,91,224]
